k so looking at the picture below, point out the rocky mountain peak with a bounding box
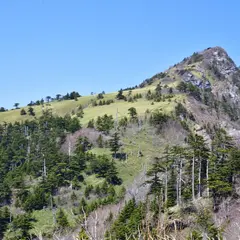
[199,46,238,78]
[140,46,240,96]
[168,46,240,92]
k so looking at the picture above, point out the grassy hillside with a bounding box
[0,85,185,124]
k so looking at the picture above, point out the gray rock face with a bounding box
[181,71,211,89]
[201,47,238,78]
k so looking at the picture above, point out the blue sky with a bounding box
[0,0,240,108]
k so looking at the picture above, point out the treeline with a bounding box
[27,91,81,106]
[0,91,82,113]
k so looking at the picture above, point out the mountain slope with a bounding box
[1,46,240,239]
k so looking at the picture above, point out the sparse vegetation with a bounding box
[188,52,204,64]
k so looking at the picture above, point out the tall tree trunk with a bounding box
[206,158,209,197]
[43,153,47,179]
[192,156,195,201]
[68,138,71,163]
[50,195,56,225]
[198,159,201,198]
[27,139,31,162]
[165,167,168,205]
[179,158,182,205]
[176,163,179,206]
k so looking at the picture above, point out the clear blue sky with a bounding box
[1,0,240,108]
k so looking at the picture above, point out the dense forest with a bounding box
[0,108,126,239]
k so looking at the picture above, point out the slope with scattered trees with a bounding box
[1,46,240,239]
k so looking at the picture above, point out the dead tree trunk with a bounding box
[176,163,179,206]
[42,153,47,179]
[206,158,209,197]
[179,158,182,205]
[192,156,195,201]
[198,159,202,198]
[68,137,71,163]
[165,167,168,205]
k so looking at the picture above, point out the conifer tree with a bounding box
[170,145,186,205]
[128,107,138,121]
[20,108,27,115]
[106,161,122,185]
[146,157,163,198]
[97,134,104,148]
[208,129,234,206]
[87,119,94,128]
[188,134,209,200]
[8,213,35,239]
[28,107,35,116]
[109,132,121,158]
[56,208,69,228]
[0,207,10,238]
[116,89,125,100]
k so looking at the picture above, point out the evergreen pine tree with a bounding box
[128,107,138,121]
[97,134,104,148]
[87,119,95,128]
[188,133,209,200]
[106,161,122,185]
[116,89,125,100]
[146,157,163,198]
[109,132,121,158]
[56,208,69,228]
[0,207,10,238]
[208,129,234,207]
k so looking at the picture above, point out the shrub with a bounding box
[20,109,27,115]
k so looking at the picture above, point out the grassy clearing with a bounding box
[30,208,77,237]
[116,130,153,185]
[86,125,167,187]
[117,126,168,185]
[84,174,105,186]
